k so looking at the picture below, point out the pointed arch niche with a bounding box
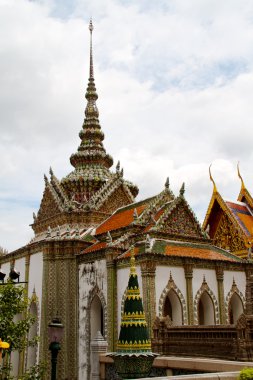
[194,277,219,325]
[90,295,104,339]
[85,285,107,380]
[88,285,107,341]
[225,280,245,324]
[158,273,187,325]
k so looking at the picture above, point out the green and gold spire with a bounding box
[62,19,113,201]
[117,248,151,353]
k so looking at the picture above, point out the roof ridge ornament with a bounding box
[237,162,246,191]
[209,164,217,193]
[179,182,185,197]
[165,177,170,190]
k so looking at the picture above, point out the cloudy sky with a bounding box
[1,0,253,251]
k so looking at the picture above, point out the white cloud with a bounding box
[1,0,253,251]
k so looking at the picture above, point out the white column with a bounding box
[90,331,108,380]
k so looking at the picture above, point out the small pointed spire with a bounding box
[165,177,170,190]
[169,271,173,282]
[120,168,124,177]
[66,225,71,237]
[75,226,80,237]
[130,247,137,276]
[237,162,246,191]
[133,208,138,221]
[89,19,94,80]
[56,225,61,237]
[116,161,120,173]
[203,275,207,284]
[179,182,185,196]
[209,164,217,193]
[44,174,49,184]
[106,231,112,243]
[46,226,52,238]
[49,167,53,177]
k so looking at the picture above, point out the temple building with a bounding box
[203,166,253,259]
[0,21,253,380]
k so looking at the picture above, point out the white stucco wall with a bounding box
[192,268,218,300]
[155,266,186,315]
[0,261,11,279]
[13,257,26,283]
[78,259,107,380]
[224,270,246,299]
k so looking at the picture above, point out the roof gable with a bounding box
[151,196,205,239]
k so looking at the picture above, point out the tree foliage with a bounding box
[0,282,36,352]
[238,367,253,380]
[0,282,45,379]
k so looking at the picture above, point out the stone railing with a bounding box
[152,314,253,361]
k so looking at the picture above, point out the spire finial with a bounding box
[237,162,245,191]
[130,247,137,276]
[89,18,94,80]
[165,177,170,190]
[209,164,217,193]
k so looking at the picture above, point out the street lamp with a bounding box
[0,268,27,285]
[48,317,64,380]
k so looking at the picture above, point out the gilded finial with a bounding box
[130,247,137,276]
[237,162,245,191]
[89,18,94,80]
[209,164,217,193]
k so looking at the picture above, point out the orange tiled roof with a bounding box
[163,245,236,262]
[95,201,149,235]
[83,242,107,254]
[118,241,238,262]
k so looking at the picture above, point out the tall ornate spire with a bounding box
[62,20,113,201]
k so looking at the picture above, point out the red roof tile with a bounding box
[163,245,235,262]
[83,242,107,254]
[95,203,148,235]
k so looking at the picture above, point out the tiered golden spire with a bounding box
[62,20,113,200]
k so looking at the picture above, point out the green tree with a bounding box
[0,282,45,379]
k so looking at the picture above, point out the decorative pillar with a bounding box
[216,266,226,324]
[245,268,253,315]
[105,249,118,351]
[40,240,86,380]
[184,263,193,325]
[90,331,108,380]
[140,260,156,338]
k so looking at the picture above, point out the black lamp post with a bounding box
[48,317,64,380]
